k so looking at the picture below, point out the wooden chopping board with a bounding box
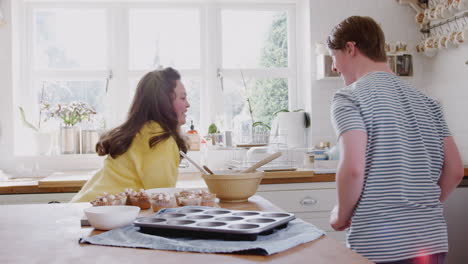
[38,171,94,188]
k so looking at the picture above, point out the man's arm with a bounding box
[330,130,367,231]
[438,136,464,202]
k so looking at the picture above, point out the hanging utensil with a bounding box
[179,151,208,175]
[241,152,282,173]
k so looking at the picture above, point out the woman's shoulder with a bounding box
[139,121,166,135]
[137,121,176,145]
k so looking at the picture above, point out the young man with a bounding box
[327,16,464,264]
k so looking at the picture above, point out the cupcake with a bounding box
[123,188,134,205]
[175,190,196,205]
[90,194,113,206]
[150,193,177,212]
[90,192,114,206]
[111,192,127,205]
[128,189,151,210]
[177,193,202,206]
[199,190,217,207]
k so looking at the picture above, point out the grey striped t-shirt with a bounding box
[331,71,450,263]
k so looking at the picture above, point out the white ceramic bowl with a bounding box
[84,206,140,230]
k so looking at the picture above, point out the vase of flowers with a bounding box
[42,101,96,154]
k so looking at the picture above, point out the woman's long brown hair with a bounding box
[96,67,188,158]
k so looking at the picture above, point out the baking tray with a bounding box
[134,207,295,241]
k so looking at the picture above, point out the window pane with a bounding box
[37,80,106,129]
[222,10,288,68]
[128,76,201,132]
[223,77,288,143]
[129,9,200,70]
[33,9,107,70]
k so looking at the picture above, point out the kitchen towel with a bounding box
[79,206,325,255]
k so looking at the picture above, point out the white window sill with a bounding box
[5,151,206,178]
[5,154,105,178]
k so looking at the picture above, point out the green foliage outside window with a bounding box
[249,12,289,126]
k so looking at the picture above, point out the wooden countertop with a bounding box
[2,167,467,195]
[0,195,372,264]
[0,170,336,195]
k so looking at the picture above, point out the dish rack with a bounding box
[226,143,300,172]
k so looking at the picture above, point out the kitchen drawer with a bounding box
[258,189,336,213]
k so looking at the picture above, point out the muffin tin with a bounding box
[134,208,295,241]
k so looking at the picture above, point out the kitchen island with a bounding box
[0,194,372,264]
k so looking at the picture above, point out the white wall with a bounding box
[0,0,13,169]
[307,0,426,146]
[423,45,468,163]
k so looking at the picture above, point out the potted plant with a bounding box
[207,123,223,146]
[42,101,97,154]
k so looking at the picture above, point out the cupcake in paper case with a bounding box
[123,188,134,205]
[90,192,125,206]
[193,189,217,207]
[178,193,202,206]
[128,189,151,210]
[90,194,113,206]
[175,189,196,205]
[199,191,217,207]
[150,193,178,212]
[111,193,127,205]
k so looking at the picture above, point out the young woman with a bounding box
[71,67,190,202]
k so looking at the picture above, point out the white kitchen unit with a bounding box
[258,182,346,243]
[443,185,468,264]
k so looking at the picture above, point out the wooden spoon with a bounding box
[179,151,208,174]
[203,165,214,175]
[241,152,282,173]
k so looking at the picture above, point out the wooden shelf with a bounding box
[396,0,425,13]
[316,54,340,80]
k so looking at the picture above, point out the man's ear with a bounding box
[346,41,357,56]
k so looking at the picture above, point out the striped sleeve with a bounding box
[331,89,366,138]
[433,101,451,138]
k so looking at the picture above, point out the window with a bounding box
[219,8,292,142]
[16,1,298,157]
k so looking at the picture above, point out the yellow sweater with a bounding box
[71,121,179,202]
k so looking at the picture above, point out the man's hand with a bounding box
[330,205,351,231]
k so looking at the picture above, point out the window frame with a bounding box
[13,0,302,175]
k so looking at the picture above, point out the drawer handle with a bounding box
[300,197,317,206]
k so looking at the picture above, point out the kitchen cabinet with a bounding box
[258,182,346,243]
[443,186,468,264]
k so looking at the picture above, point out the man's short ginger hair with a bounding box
[327,16,387,62]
